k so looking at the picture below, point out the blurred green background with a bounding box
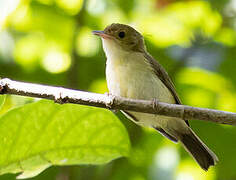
[1,0,236,179]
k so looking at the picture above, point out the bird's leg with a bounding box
[54,88,69,104]
[152,98,159,116]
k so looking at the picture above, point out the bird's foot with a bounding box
[152,98,159,114]
[54,88,68,104]
[104,92,119,113]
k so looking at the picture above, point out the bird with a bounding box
[92,23,218,170]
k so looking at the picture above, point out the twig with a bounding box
[0,78,235,125]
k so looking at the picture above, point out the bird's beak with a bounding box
[92,31,112,39]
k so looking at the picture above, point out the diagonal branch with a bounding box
[0,78,235,125]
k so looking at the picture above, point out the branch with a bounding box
[0,78,235,125]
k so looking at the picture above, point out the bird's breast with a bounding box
[105,52,175,103]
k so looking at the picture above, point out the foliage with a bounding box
[0,95,5,109]
[0,0,236,179]
[0,100,129,179]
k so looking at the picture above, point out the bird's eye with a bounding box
[118,31,125,38]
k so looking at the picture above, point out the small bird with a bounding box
[93,23,218,170]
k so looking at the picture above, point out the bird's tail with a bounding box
[179,128,218,171]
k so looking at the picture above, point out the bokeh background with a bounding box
[1,0,236,179]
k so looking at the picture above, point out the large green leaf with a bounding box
[0,100,130,179]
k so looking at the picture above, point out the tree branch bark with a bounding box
[0,78,235,125]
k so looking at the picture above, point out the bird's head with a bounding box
[93,23,146,53]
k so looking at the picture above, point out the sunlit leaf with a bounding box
[0,95,6,110]
[0,100,130,178]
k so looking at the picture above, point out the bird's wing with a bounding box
[144,52,181,104]
[122,110,178,142]
[143,52,189,126]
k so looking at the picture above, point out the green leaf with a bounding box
[0,95,5,110]
[0,100,130,178]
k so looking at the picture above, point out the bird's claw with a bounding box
[54,88,68,104]
[152,98,159,110]
[104,92,118,113]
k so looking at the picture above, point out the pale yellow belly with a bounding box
[105,56,188,136]
[106,60,175,103]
